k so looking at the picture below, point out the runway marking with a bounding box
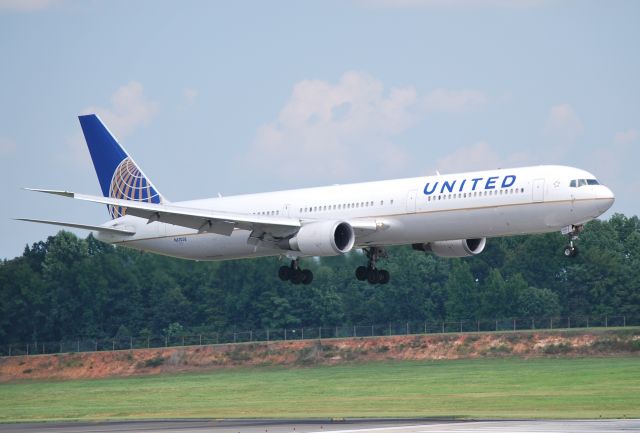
[305,424,447,433]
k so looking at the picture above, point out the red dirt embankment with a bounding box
[1,329,638,382]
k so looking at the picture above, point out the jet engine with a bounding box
[412,238,486,258]
[285,220,355,256]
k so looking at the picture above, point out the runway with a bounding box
[1,418,638,433]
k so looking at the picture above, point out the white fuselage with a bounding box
[95,165,614,260]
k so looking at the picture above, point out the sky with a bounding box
[1,0,639,259]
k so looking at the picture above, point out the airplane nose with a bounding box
[598,186,615,212]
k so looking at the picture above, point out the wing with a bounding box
[25,188,301,238]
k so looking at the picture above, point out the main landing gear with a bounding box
[562,224,583,258]
[355,247,390,285]
[278,259,314,285]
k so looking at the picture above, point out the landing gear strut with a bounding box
[562,224,583,258]
[355,247,390,284]
[278,259,313,285]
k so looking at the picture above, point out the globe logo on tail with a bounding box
[108,157,161,218]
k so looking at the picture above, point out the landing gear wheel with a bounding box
[302,269,314,285]
[278,265,291,281]
[561,225,583,259]
[291,269,304,284]
[355,266,368,281]
[357,247,390,284]
[564,245,578,257]
[378,269,390,284]
[367,268,379,284]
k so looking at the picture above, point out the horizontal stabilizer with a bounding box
[14,218,136,236]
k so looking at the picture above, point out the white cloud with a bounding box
[182,87,198,106]
[423,88,487,113]
[69,81,158,167]
[0,137,16,156]
[0,0,59,12]
[544,103,583,144]
[81,81,158,138]
[247,71,419,181]
[246,71,488,183]
[360,0,548,9]
[614,128,638,145]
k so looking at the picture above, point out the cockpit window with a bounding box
[570,178,599,187]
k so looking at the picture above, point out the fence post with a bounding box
[513,319,516,331]
[164,336,167,347]
[234,333,237,343]
[27,343,29,356]
[424,322,427,334]
[406,322,410,335]
[605,316,608,327]
[389,323,392,336]
[267,329,270,342]
[77,339,80,352]
[335,326,338,338]
[60,342,63,353]
[442,321,445,333]
[568,317,571,328]
[550,318,553,329]
[477,320,480,332]
[353,325,356,337]
[95,340,98,352]
[586,317,589,328]
[532,318,535,329]
[284,329,287,341]
[8,344,11,357]
[372,324,375,336]
[147,336,150,348]
[131,337,133,350]
[460,321,463,333]
[113,340,116,351]
[319,327,322,340]
[623,316,626,327]
[216,332,219,345]
[301,329,303,340]
[495,320,498,331]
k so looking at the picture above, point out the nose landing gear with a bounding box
[278,259,313,285]
[355,247,390,284]
[561,224,583,258]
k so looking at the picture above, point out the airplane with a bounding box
[18,114,615,285]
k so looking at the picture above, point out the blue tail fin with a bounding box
[78,114,165,219]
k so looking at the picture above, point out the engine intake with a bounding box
[413,238,486,258]
[287,220,355,256]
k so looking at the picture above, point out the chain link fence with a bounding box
[1,314,638,357]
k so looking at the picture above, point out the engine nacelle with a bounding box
[287,220,355,256]
[413,238,486,258]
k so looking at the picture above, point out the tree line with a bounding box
[1,214,638,344]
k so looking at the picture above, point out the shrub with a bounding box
[138,355,165,368]
[543,343,572,355]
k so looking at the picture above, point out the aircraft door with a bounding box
[532,178,545,202]
[282,203,291,217]
[406,190,417,213]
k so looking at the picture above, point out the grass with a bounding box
[0,357,639,422]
